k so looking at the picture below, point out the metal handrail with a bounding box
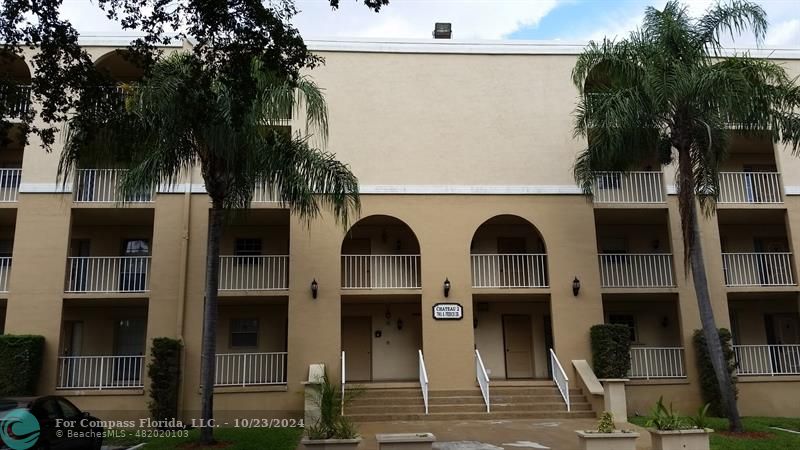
[418,349,429,414]
[549,348,570,412]
[475,349,490,413]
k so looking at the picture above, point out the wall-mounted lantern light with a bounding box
[311,279,318,299]
[572,277,581,297]
[444,278,451,298]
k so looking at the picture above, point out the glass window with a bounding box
[230,319,259,348]
[56,398,82,419]
[609,314,637,342]
[234,238,262,256]
[34,399,62,421]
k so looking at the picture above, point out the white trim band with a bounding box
[18,182,72,193]
[359,184,582,195]
[786,186,800,195]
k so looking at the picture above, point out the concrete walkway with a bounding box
[352,419,652,450]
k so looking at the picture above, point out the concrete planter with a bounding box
[648,428,711,450]
[376,433,436,450]
[575,430,639,450]
[301,438,362,450]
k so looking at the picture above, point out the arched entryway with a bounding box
[340,215,422,383]
[470,215,552,380]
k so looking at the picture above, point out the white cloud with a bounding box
[292,0,564,40]
[766,19,800,46]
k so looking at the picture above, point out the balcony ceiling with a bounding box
[717,208,785,225]
[594,208,668,225]
[71,207,155,226]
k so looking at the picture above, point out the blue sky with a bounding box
[62,0,800,48]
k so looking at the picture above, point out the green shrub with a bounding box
[590,324,632,378]
[147,338,183,427]
[306,373,360,440]
[692,328,737,417]
[646,397,690,431]
[0,335,45,396]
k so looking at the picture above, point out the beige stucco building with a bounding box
[1,37,800,422]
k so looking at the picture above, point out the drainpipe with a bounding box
[175,168,193,418]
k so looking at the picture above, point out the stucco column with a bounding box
[287,215,342,389]
[547,198,605,386]
[147,195,187,344]
[416,203,475,391]
[5,194,72,394]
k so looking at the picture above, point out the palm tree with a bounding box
[59,52,360,443]
[571,0,800,432]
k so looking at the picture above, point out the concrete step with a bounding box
[348,402,593,415]
[348,410,596,422]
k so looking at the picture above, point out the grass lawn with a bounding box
[629,416,800,450]
[105,427,303,450]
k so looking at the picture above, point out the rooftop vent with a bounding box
[433,22,452,39]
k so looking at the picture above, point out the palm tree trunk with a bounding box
[688,206,743,431]
[199,203,224,444]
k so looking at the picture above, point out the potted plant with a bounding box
[301,374,361,450]
[646,398,712,450]
[575,412,639,450]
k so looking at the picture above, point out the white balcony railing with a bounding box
[592,171,665,203]
[719,172,783,204]
[218,255,289,291]
[66,256,151,293]
[57,355,144,389]
[629,347,686,379]
[0,84,31,117]
[73,169,154,203]
[734,345,800,376]
[341,255,421,289]
[471,254,548,288]
[598,254,675,288]
[722,252,795,286]
[0,168,21,202]
[214,352,288,386]
[252,183,280,203]
[0,257,10,292]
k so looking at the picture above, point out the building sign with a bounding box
[433,303,463,320]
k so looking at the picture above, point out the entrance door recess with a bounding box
[342,316,372,381]
[503,314,534,378]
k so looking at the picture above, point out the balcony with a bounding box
[592,171,665,204]
[66,256,151,293]
[218,255,289,291]
[629,347,686,379]
[73,169,153,203]
[341,215,421,291]
[214,352,287,386]
[471,254,548,288]
[722,252,795,287]
[718,172,782,204]
[0,257,10,293]
[598,253,675,288]
[0,84,31,118]
[341,255,421,289]
[0,168,21,202]
[734,345,800,376]
[57,355,144,389]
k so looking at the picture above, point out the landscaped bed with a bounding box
[104,427,303,450]
[629,416,800,450]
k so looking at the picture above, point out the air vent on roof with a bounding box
[433,22,452,39]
